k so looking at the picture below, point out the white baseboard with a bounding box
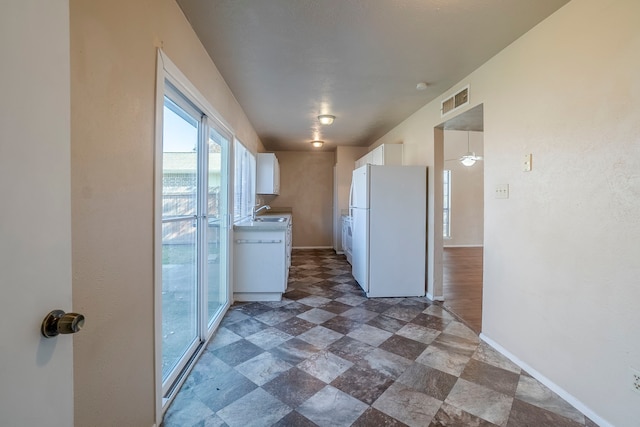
[335,250,344,255]
[293,246,334,249]
[443,244,484,248]
[234,292,282,302]
[480,333,612,427]
[426,292,445,302]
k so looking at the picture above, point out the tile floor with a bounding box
[162,249,595,427]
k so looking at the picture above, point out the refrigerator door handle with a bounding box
[348,180,354,217]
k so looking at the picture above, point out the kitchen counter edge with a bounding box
[233,213,292,231]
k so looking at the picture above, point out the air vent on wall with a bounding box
[441,85,469,116]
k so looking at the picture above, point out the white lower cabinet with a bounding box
[233,215,293,301]
[285,220,292,271]
[234,229,286,301]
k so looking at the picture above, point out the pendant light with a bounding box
[459,132,477,167]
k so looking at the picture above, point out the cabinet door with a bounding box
[371,146,383,165]
[257,153,280,194]
[341,217,348,251]
[274,156,280,194]
[234,231,286,292]
[286,223,292,268]
[381,144,403,165]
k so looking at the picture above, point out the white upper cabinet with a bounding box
[256,152,280,194]
[354,144,403,168]
[354,153,369,169]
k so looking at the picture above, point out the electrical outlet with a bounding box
[631,367,640,394]
[495,184,509,199]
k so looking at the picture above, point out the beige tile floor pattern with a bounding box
[162,249,596,427]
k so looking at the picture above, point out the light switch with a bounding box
[523,153,532,172]
[495,184,509,199]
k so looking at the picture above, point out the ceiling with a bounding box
[176,0,569,151]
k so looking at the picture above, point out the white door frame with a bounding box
[154,50,235,422]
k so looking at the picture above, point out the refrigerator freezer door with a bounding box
[351,165,369,209]
[351,207,369,292]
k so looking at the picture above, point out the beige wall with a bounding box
[70,0,262,425]
[271,151,335,247]
[443,130,484,247]
[63,0,639,424]
[370,0,640,425]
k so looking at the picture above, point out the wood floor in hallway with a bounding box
[443,247,483,333]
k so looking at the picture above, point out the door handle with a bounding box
[41,309,85,338]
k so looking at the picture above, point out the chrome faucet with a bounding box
[253,204,271,220]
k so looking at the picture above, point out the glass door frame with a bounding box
[204,125,230,331]
[154,50,234,417]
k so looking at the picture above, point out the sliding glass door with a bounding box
[161,82,230,394]
[161,94,199,386]
[206,128,229,326]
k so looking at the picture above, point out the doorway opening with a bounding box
[435,104,484,332]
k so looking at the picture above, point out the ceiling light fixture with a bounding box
[318,115,335,125]
[460,154,476,167]
[416,82,428,91]
[311,140,324,148]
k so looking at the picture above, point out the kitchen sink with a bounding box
[255,217,286,222]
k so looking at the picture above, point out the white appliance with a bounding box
[341,215,353,265]
[349,164,427,297]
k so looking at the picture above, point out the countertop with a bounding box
[233,212,292,231]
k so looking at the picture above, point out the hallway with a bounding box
[162,249,594,426]
[443,247,483,333]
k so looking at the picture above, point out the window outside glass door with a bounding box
[443,170,451,238]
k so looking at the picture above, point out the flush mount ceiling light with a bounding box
[317,115,335,125]
[459,132,483,167]
[311,140,324,148]
[416,82,428,91]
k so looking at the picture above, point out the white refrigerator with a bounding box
[349,164,427,297]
